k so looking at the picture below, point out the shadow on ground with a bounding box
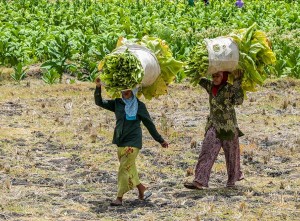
[173,186,252,200]
[89,198,155,214]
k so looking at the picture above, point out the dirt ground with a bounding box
[0,77,299,221]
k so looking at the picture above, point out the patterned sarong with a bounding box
[117,147,140,197]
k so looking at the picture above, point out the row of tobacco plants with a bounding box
[0,0,299,83]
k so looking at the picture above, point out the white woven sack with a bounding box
[112,44,160,87]
[205,37,239,74]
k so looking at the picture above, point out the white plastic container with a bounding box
[205,37,239,74]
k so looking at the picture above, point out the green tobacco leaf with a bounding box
[41,61,57,70]
[99,49,144,97]
[229,25,277,93]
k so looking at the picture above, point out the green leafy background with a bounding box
[0,0,299,80]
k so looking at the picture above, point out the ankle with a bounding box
[137,183,146,192]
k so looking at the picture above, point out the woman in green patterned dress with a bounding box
[185,71,244,189]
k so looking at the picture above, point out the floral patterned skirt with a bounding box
[117,147,140,197]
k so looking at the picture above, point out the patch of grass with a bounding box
[0,67,14,81]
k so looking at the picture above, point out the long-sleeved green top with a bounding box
[94,87,164,148]
[199,78,244,140]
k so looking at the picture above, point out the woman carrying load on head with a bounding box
[184,70,244,189]
[94,78,168,206]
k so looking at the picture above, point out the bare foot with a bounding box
[137,183,147,200]
[238,173,244,181]
[110,197,122,206]
[192,181,204,189]
[184,181,205,190]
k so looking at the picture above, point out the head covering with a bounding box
[122,88,138,120]
[212,72,229,96]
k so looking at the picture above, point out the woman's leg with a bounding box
[194,127,222,187]
[222,131,243,187]
[112,147,140,205]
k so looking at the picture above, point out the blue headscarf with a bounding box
[122,88,138,120]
